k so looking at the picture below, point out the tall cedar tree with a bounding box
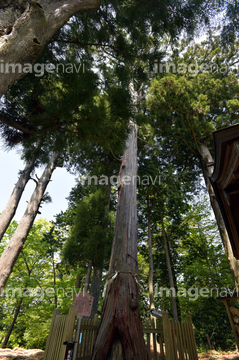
[146,35,239,286]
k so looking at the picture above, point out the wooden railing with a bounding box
[218,293,239,350]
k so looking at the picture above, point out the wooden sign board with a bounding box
[73,292,94,317]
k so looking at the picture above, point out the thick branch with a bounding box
[0,0,100,97]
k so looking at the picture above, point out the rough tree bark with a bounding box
[160,213,179,322]
[0,157,36,241]
[200,143,239,288]
[0,0,100,98]
[90,266,103,319]
[0,152,59,290]
[91,124,148,360]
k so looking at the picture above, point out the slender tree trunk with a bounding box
[91,124,148,360]
[0,152,59,290]
[90,266,103,319]
[89,184,111,318]
[75,272,82,289]
[0,158,36,241]
[160,213,178,321]
[147,197,155,312]
[200,143,239,288]
[147,196,157,352]
[1,298,23,348]
[84,260,93,294]
[52,256,58,308]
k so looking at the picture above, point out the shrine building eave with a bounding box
[210,123,239,259]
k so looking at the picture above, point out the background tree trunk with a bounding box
[147,196,157,351]
[91,124,148,360]
[84,260,93,294]
[0,152,59,290]
[161,213,179,321]
[75,272,82,289]
[147,196,155,314]
[0,158,36,241]
[90,266,103,319]
[200,143,239,289]
[0,0,100,97]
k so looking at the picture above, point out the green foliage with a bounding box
[0,219,74,349]
[146,35,239,166]
[63,187,114,268]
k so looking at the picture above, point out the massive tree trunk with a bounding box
[0,152,59,290]
[0,0,100,98]
[0,157,36,241]
[200,143,239,288]
[91,124,148,360]
[161,213,179,322]
[90,266,103,319]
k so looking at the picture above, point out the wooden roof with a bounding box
[210,123,239,259]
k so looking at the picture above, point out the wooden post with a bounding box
[162,311,174,360]
[73,317,82,360]
[158,318,165,360]
[223,299,239,350]
[187,316,198,360]
[218,294,239,350]
[59,305,76,360]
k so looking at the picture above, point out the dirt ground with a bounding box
[198,350,239,360]
[148,346,239,360]
[0,348,238,360]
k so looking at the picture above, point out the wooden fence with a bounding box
[143,318,165,360]
[162,311,198,360]
[73,315,98,360]
[43,305,99,360]
[43,305,76,360]
[43,306,198,360]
